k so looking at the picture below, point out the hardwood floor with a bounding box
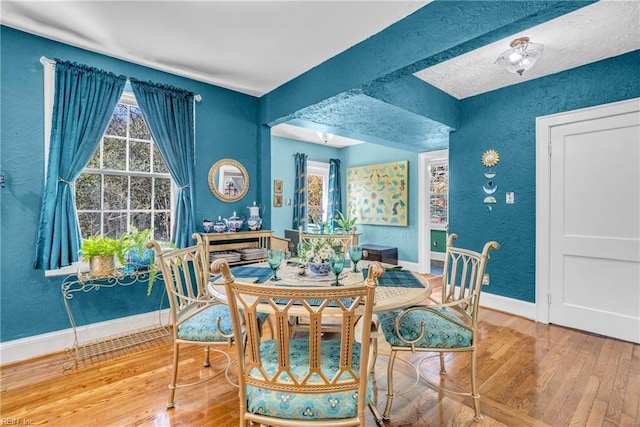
[2,281,639,426]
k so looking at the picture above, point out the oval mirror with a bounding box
[207,159,249,202]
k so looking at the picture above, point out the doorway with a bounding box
[536,98,640,343]
[419,149,448,274]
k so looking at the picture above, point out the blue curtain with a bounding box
[131,79,196,248]
[292,153,308,231]
[34,60,125,270]
[327,158,342,231]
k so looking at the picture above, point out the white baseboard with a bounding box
[398,260,419,272]
[430,252,445,261]
[0,309,170,366]
[480,291,536,320]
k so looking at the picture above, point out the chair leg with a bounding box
[382,350,398,420]
[470,348,483,422]
[167,342,180,408]
[439,352,447,374]
[203,345,211,367]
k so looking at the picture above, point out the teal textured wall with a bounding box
[0,27,260,342]
[341,145,419,263]
[270,136,341,237]
[450,50,640,303]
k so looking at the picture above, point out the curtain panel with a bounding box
[130,79,196,248]
[292,153,308,231]
[327,158,342,230]
[34,60,126,270]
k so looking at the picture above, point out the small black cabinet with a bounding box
[361,244,398,265]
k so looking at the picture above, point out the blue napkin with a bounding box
[362,268,425,288]
[211,266,274,283]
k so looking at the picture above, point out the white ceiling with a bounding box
[0,0,429,97]
[414,0,640,100]
[2,0,638,147]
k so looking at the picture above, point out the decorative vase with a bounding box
[306,262,331,276]
[127,249,155,270]
[247,201,263,231]
[89,255,115,277]
[213,216,226,233]
[224,211,244,232]
[203,219,214,233]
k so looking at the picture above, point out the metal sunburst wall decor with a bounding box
[481,150,500,212]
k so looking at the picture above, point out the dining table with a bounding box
[207,259,432,314]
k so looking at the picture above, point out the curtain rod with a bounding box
[40,56,202,102]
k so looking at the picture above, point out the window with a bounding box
[307,161,330,226]
[75,93,174,241]
[429,160,448,227]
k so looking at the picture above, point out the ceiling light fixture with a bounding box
[316,131,334,144]
[495,37,544,76]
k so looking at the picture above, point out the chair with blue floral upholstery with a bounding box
[212,258,384,427]
[148,234,236,408]
[377,234,498,423]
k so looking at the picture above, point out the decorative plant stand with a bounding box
[61,269,168,370]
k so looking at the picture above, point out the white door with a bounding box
[547,102,640,343]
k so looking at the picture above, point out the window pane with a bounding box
[130,176,152,209]
[154,178,171,210]
[307,174,324,223]
[154,212,171,241]
[78,212,100,238]
[129,140,151,172]
[76,174,101,210]
[131,212,152,231]
[104,175,128,209]
[153,145,169,174]
[103,137,126,170]
[86,145,100,169]
[106,104,127,137]
[104,211,127,239]
[129,106,151,140]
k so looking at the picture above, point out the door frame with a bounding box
[535,97,640,323]
[419,149,448,274]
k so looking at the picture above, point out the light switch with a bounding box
[506,192,515,204]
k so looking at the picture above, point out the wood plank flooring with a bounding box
[2,279,639,426]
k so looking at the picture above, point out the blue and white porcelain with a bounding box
[247,201,263,231]
[213,216,226,233]
[224,212,244,232]
[307,262,331,276]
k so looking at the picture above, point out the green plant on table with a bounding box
[333,210,358,234]
[79,234,123,261]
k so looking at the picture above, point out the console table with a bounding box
[61,269,168,369]
[198,230,275,266]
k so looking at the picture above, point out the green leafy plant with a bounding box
[333,210,358,234]
[79,235,122,261]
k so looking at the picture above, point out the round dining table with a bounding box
[207,260,432,314]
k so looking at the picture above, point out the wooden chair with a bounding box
[212,259,385,427]
[298,225,357,255]
[377,234,499,422]
[270,235,291,258]
[148,234,236,408]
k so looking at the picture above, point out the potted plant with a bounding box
[120,227,154,270]
[299,238,343,276]
[79,234,123,277]
[333,210,358,234]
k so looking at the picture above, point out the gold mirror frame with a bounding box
[207,159,249,202]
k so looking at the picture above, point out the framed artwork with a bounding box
[346,160,408,226]
[273,194,283,207]
[273,180,283,193]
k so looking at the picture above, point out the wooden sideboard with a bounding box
[198,230,274,266]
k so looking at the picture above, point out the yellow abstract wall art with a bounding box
[346,160,408,226]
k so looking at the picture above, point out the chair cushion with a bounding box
[378,307,472,348]
[177,304,234,342]
[245,339,372,420]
